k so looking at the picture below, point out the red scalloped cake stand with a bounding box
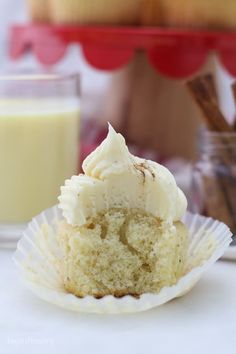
[9,25,236,79]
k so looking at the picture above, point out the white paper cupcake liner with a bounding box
[13,206,232,314]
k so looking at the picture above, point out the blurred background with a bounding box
[2,0,236,231]
[2,1,235,166]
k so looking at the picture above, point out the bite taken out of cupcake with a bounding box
[58,124,188,298]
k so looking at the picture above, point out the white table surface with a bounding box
[1,249,236,354]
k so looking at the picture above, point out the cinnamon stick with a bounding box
[231,81,236,108]
[187,74,236,233]
[187,74,233,132]
[231,82,236,131]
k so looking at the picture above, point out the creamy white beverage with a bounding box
[0,98,80,223]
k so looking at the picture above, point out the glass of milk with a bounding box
[0,73,80,246]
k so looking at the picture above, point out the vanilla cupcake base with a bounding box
[13,206,232,314]
[58,209,188,298]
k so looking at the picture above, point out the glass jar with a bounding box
[0,73,80,246]
[191,129,236,242]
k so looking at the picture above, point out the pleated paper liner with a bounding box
[13,206,232,314]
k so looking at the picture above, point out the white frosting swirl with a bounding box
[58,124,187,226]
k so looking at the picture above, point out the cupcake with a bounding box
[14,124,232,312]
[50,0,142,25]
[26,0,51,23]
[57,124,188,298]
[160,0,236,29]
[141,0,161,26]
